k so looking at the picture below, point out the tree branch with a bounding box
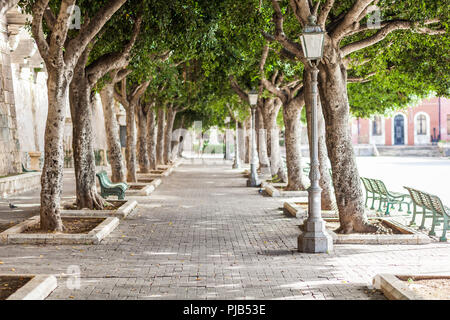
[289,0,311,27]
[31,0,50,62]
[331,0,375,40]
[65,0,126,68]
[270,0,304,59]
[130,80,151,105]
[229,76,249,103]
[86,15,143,86]
[341,19,446,56]
[317,0,334,28]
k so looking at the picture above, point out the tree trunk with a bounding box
[163,106,177,165]
[156,108,165,166]
[304,70,336,211]
[100,84,125,183]
[257,106,270,171]
[39,69,68,231]
[238,121,246,163]
[263,99,286,182]
[318,59,373,233]
[244,117,251,164]
[137,105,150,173]
[69,68,104,210]
[283,99,307,191]
[171,115,184,161]
[146,107,157,170]
[126,101,138,182]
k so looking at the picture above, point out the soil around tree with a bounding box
[399,277,450,300]
[326,220,402,235]
[299,219,403,235]
[63,200,123,211]
[0,276,32,300]
[23,218,105,234]
[129,185,145,190]
[0,222,17,233]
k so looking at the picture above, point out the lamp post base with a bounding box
[298,219,333,253]
[247,177,261,187]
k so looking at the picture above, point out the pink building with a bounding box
[352,97,450,145]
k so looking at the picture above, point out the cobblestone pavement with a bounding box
[1,160,450,300]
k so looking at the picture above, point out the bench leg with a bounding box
[419,208,427,230]
[429,214,437,236]
[385,202,391,216]
[409,205,417,226]
[370,195,376,210]
[118,193,125,200]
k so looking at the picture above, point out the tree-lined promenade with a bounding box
[0,0,447,237]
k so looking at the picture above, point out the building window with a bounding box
[372,116,382,136]
[447,115,450,135]
[416,114,427,135]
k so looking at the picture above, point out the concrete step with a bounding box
[376,146,442,157]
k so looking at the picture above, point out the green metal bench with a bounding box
[361,177,379,210]
[22,164,37,173]
[373,179,411,215]
[408,188,450,242]
[96,170,128,200]
[404,187,434,230]
[426,193,450,242]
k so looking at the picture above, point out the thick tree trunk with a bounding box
[283,99,307,191]
[126,101,138,182]
[304,70,336,211]
[137,106,150,173]
[146,107,157,170]
[69,69,105,210]
[156,108,165,165]
[163,106,177,165]
[40,70,68,231]
[318,58,373,233]
[100,84,125,183]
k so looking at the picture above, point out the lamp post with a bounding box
[297,15,333,254]
[232,112,241,169]
[247,89,260,187]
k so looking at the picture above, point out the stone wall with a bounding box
[0,10,21,175]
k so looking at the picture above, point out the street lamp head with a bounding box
[300,15,325,61]
[248,88,258,107]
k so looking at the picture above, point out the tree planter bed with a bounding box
[61,200,138,219]
[127,179,161,196]
[263,183,308,198]
[283,201,337,218]
[373,274,450,300]
[138,168,171,178]
[1,275,57,300]
[316,218,431,245]
[0,216,119,244]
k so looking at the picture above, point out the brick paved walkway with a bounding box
[1,160,449,300]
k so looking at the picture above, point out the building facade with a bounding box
[352,97,450,146]
[0,6,108,175]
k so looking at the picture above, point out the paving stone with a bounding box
[0,160,449,299]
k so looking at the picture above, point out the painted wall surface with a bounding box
[352,97,450,146]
